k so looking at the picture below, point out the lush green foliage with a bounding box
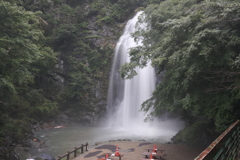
[31,0,146,112]
[4,0,239,149]
[85,0,145,24]
[121,0,240,132]
[0,0,57,146]
[2,0,146,126]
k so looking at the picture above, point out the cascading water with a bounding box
[104,11,185,140]
[19,11,186,160]
[106,11,155,129]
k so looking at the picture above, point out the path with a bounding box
[72,141,205,160]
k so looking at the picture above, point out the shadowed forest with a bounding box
[0,0,240,159]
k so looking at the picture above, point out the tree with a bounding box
[121,0,240,132]
[0,0,57,146]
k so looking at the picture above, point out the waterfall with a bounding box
[105,11,154,130]
[104,11,184,140]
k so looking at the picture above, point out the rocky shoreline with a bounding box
[0,120,71,160]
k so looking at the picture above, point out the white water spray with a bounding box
[104,11,184,141]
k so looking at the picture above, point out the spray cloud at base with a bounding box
[101,11,185,142]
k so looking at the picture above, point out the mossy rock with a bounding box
[172,121,215,145]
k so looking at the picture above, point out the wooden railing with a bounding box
[57,142,88,160]
[194,120,240,160]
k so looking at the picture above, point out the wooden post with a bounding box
[85,142,88,151]
[81,144,84,154]
[56,142,88,159]
[74,147,77,157]
[67,151,70,160]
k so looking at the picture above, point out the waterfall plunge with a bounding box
[104,11,184,141]
[106,11,154,128]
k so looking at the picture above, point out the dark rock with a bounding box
[24,139,45,148]
[171,121,216,145]
[95,142,103,146]
[0,147,20,160]
[138,139,146,142]
[108,140,116,142]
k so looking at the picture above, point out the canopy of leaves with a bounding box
[0,0,57,146]
[121,0,240,132]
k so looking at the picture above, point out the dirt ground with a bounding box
[72,141,205,160]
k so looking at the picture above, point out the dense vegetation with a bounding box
[0,0,57,148]
[1,0,240,158]
[0,0,145,158]
[121,0,240,144]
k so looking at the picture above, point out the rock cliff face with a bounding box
[45,1,136,126]
[11,0,145,129]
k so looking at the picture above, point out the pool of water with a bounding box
[18,118,184,159]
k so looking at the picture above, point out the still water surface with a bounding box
[21,119,183,159]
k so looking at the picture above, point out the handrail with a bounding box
[194,120,240,160]
[57,142,88,160]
